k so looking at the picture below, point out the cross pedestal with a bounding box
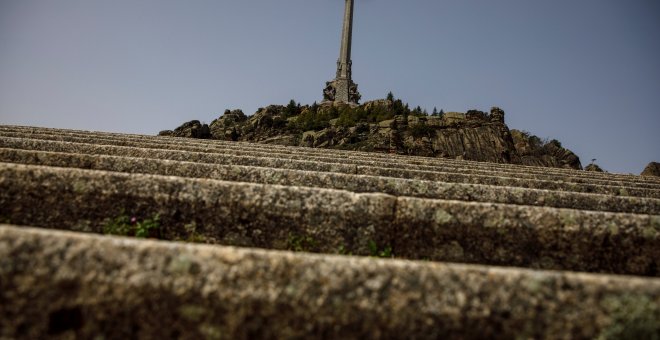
[323,0,361,104]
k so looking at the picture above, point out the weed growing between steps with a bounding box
[286,233,318,252]
[368,240,394,258]
[103,213,161,239]
[337,245,353,256]
[0,214,11,224]
[178,222,207,243]
[101,221,397,260]
[103,214,211,243]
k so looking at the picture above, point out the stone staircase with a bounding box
[1,125,658,339]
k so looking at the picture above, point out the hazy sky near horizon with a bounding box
[1,0,658,174]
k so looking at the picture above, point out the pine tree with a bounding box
[386,92,394,101]
[285,99,299,117]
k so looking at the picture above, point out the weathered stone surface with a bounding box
[357,165,660,199]
[489,106,505,123]
[1,225,659,339]
[642,162,660,177]
[0,163,393,256]
[511,130,582,170]
[0,136,358,174]
[394,197,660,276]
[2,148,659,214]
[362,99,392,113]
[1,163,658,276]
[3,125,658,186]
[3,134,660,198]
[302,129,336,148]
[208,109,247,140]
[2,124,660,336]
[422,121,517,163]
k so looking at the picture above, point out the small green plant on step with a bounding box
[135,214,160,238]
[103,213,161,239]
[287,233,318,252]
[0,215,12,224]
[337,245,353,256]
[183,222,206,243]
[103,214,131,236]
[368,240,394,258]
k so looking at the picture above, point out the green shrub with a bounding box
[282,99,301,118]
[365,105,394,123]
[409,122,434,139]
[103,213,161,239]
[271,116,287,129]
[368,240,393,258]
[287,233,318,252]
[289,105,339,132]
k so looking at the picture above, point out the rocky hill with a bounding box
[160,98,582,169]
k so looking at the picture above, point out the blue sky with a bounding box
[1,0,658,174]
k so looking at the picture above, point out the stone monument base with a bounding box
[323,77,361,104]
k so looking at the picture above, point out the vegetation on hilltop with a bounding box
[159,92,583,170]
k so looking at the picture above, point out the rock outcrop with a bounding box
[163,100,583,170]
[641,162,660,177]
[208,109,247,141]
[159,120,211,139]
[511,130,582,169]
[585,163,605,172]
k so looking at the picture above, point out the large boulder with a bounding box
[542,140,582,169]
[430,123,515,162]
[209,109,247,140]
[511,131,582,170]
[641,162,660,177]
[441,112,466,126]
[362,99,392,113]
[302,129,336,148]
[585,163,605,172]
[465,110,488,122]
[489,107,505,123]
[160,120,211,139]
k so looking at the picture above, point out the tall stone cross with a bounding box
[323,0,361,104]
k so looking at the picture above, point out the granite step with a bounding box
[1,147,658,215]
[2,126,658,188]
[1,162,658,276]
[5,124,658,184]
[0,135,356,173]
[3,130,659,192]
[2,125,658,187]
[2,225,659,339]
[2,136,658,199]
